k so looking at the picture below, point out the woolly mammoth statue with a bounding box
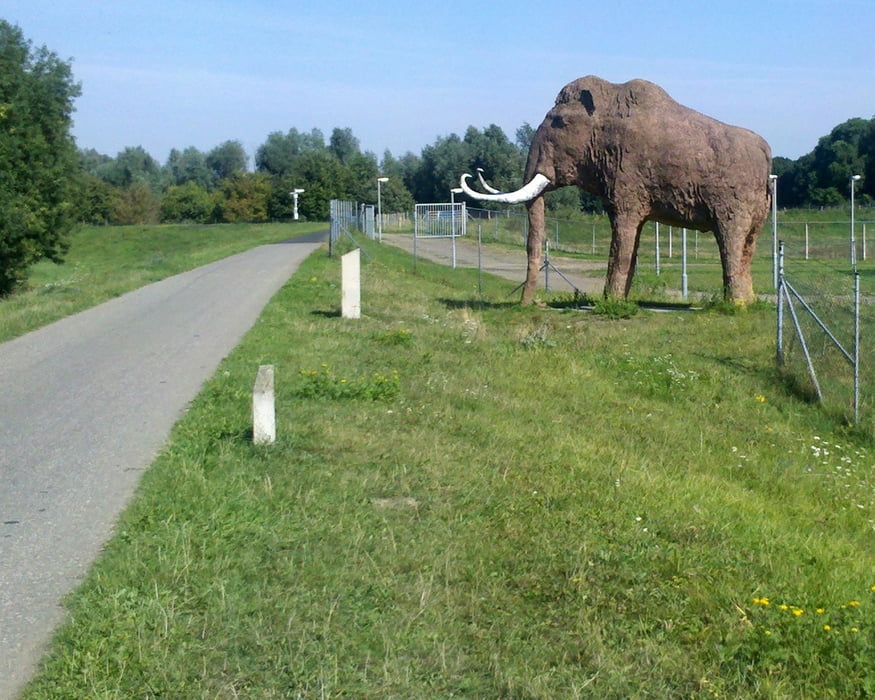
[461,76,772,305]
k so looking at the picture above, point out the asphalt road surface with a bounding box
[0,232,325,699]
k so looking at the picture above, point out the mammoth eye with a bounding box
[551,115,566,129]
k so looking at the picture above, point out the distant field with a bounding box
[0,222,327,343]
[21,234,875,698]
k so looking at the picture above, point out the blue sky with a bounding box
[6,1,875,166]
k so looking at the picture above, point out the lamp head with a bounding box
[852,175,862,182]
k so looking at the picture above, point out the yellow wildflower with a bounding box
[792,608,804,617]
[816,608,825,614]
[823,625,831,631]
[851,627,859,633]
[848,600,860,607]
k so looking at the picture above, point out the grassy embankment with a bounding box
[0,222,326,343]
[20,232,875,698]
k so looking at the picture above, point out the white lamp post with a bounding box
[851,175,862,270]
[376,177,389,242]
[290,188,305,221]
[770,174,778,289]
[450,187,463,269]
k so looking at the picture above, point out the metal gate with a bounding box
[329,199,360,256]
[415,202,466,239]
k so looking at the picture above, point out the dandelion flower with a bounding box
[755,394,766,403]
[852,627,859,633]
[793,608,804,617]
[823,625,831,631]
[849,600,860,607]
[816,608,825,615]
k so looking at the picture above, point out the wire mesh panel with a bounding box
[329,199,359,254]
[776,242,868,426]
[414,203,466,238]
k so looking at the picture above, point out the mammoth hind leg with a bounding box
[715,222,757,304]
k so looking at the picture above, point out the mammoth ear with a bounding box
[578,90,595,115]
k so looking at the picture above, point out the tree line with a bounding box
[72,124,541,226]
[773,118,875,208]
[76,114,875,228]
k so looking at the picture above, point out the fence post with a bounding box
[776,241,784,365]
[681,228,688,300]
[805,223,809,260]
[253,365,276,445]
[854,271,860,425]
[655,222,661,276]
[341,248,361,319]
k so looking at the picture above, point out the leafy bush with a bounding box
[592,296,639,318]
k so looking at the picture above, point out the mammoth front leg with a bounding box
[521,195,546,305]
[605,216,644,298]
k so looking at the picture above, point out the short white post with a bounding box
[341,248,361,319]
[253,365,276,445]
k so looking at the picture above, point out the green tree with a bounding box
[218,173,271,222]
[415,133,472,202]
[0,21,81,294]
[293,150,349,220]
[329,127,360,165]
[206,140,248,182]
[97,146,162,189]
[160,181,216,223]
[70,172,118,224]
[166,147,214,189]
[464,124,524,194]
[109,182,160,225]
[255,127,325,176]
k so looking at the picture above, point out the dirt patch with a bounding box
[381,233,607,297]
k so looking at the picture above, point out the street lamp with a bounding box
[450,187,463,269]
[851,175,862,270]
[376,177,389,242]
[290,188,305,221]
[770,174,778,289]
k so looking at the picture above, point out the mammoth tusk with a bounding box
[459,172,551,204]
[476,167,502,194]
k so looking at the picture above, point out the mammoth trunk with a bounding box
[522,196,546,305]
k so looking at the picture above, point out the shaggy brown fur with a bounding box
[520,76,772,304]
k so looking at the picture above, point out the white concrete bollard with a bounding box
[252,364,276,445]
[341,248,361,319]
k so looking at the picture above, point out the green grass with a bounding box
[22,235,875,698]
[0,222,326,342]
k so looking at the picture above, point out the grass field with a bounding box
[0,222,327,343]
[20,233,875,698]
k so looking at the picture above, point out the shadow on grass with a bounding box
[437,298,521,311]
[311,309,342,318]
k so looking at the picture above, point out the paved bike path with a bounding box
[0,233,324,699]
